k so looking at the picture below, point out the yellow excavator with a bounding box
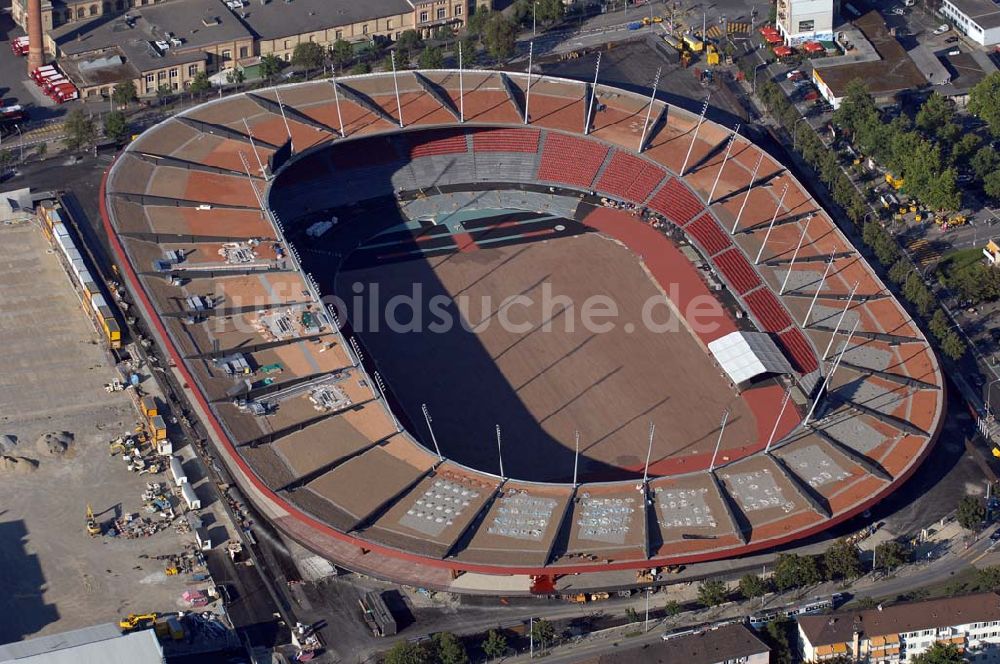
[119,613,158,633]
[86,504,101,537]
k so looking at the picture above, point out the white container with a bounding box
[181,482,200,510]
[170,456,187,486]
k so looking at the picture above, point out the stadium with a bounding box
[101,70,944,592]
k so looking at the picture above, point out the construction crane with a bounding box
[86,504,101,537]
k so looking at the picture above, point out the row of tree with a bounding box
[382,620,556,664]
[741,62,968,361]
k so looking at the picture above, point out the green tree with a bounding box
[875,540,909,572]
[434,25,454,41]
[431,632,468,664]
[189,70,212,94]
[103,110,129,143]
[625,606,640,623]
[397,29,424,52]
[911,642,965,664]
[292,41,327,70]
[824,539,863,581]
[889,258,914,285]
[419,45,444,69]
[739,573,768,601]
[530,619,556,649]
[156,84,171,105]
[697,579,728,607]
[958,495,986,530]
[972,146,1000,180]
[535,0,565,23]
[260,54,283,81]
[762,619,795,664]
[929,308,951,339]
[968,71,1000,137]
[977,566,1000,590]
[35,142,47,159]
[483,12,516,60]
[111,80,137,108]
[664,599,682,616]
[915,93,954,138]
[466,7,492,37]
[951,132,981,166]
[481,629,507,661]
[226,67,245,85]
[351,62,372,75]
[941,332,966,360]
[383,641,431,664]
[985,171,1000,200]
[63,108,97,151]
[330,39,354,69]
[773,553,821,591]
[832,79,877,137]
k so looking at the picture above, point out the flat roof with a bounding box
[813,11,927,97]
[587,624,770,664]
[234,0,415,41]
[53,0,249,72]
[945,0,1000,29]
[0,623,162,664]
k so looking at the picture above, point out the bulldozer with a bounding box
[86,504,101,537]
[119,613,158,633]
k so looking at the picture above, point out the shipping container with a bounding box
[181,482,201,510]
[53,223,69,238]
[149,415,167,440]
[78,270,92,286]
[141,396,158,418]
[103,318,121,347]
[70,258,86,280]
[82,281,98,302]
[170,455,187,486]
[90,294,106,312]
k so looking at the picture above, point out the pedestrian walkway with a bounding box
[907,237,942,266]
[705,21,751,38]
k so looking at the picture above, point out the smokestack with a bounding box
[27,0,44,74]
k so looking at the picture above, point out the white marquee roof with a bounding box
[708,331,793,385]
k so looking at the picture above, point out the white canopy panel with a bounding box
[708,331,793,385]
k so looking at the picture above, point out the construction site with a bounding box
[0,194,243,653]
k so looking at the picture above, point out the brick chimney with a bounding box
[27,0,44,74]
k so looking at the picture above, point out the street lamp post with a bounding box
[752,62,767,93]
[14,125,23,163]
[987,378,1000,420]
[792,115,807,150]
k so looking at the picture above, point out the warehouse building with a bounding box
[588,624,770,664]
[940,0,1000,47]
[798,592,1000,662]
[0,623,163,663]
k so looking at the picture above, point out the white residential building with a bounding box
[940,0,1000,47]
[798,592,1000,662]
[776,0,836,44]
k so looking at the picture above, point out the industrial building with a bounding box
[940,0,1000,47]
[0,623,163,664]
[589,624,770,664]
[798,592,1000,662]
[13,0,493,97]
[775,0,835,44]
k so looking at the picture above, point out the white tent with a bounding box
[708,331,793,386]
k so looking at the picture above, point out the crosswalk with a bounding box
[704,21,751,39]
[907,238,942,266]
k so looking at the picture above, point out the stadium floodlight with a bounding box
[241,118,268,179]
[803,255,835,328]
[422,403,444,460]
[237,151,266,213]
[637,67,661,154]
[820,280,860,362]
[708,123,740,205]
[331,76,346,137]
[274,85,293,152]
[803,319,860,426]
[524,41,534,125]
[573,431,580,486]
[390,52,404,128]
[779,214,814,295]
[642,422,655,486]
[733,151,763,234]
[754,183,789,265]
[458,41,465,123]
[584,51,602,136]
[496,424,505,478]
[709,409,729,472]
[764,388,792,454]
[679,95,710,176]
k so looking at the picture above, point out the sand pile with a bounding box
[36,431,74,457]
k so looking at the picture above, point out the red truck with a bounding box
[31,66,60,84]
[48,83,79,103]
[10,36,29,56]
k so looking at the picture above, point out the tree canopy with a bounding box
[773,553,821,590]
[260,54,283,80]
[481,629,507,661]
[63,109,97,151]
[739,574,768,600]
[291,41,327,70]
[383,641,431,664]
[958,495,986,531]
[111,81,137,108]
[697,579,728,607]
[968,71,1000,137]
[911,642,965,664]
[431,632,468,664]
[103,110,129,144]
[483,12,517,60]
[823,539,863,581]
[189,70,212,94]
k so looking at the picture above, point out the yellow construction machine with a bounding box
[119,613,158,633]
[86,504,101,537]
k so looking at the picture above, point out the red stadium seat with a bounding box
[778,328,818,373]
[596,151,666,203]
[647,178,704,226]
[471,128,541,153]
[744,289,793,333]
[537,132,609,188]
[714,248,761,295]
[687,213,732,257]
[407,129,469,158]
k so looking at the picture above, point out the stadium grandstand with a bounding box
[101,70,944,593]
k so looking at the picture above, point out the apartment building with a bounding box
[775,0,835,44]
[798,592,1000,662]
[940,0,1000,47]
